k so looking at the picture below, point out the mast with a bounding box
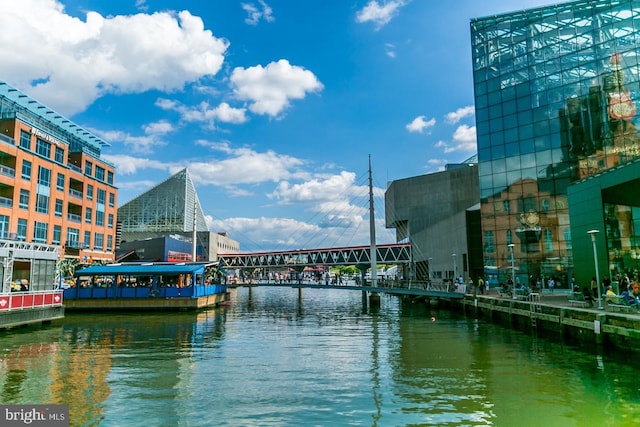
[192,199,197,262]
[369,155,377,287]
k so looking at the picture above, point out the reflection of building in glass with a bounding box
[472,0,640,286]
[117,168,239,262]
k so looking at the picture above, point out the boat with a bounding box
[62,262,228,311]
[0,240,64,330]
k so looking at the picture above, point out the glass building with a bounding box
[118,168,208,236]
[471,0,640,288]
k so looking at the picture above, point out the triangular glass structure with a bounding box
[118,168,208,233]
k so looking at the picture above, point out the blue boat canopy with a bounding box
[75,263,207,277]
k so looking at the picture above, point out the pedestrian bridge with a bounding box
[218,243,411,269]
[229,281,465,300]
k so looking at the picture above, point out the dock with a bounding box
[452,290,640,352]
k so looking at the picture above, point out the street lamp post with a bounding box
[428,257,433,283]
[508,244,516,299]
[588,230,603,310]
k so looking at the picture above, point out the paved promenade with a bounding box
[474,287,640,315]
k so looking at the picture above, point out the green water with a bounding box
[0,287,637,426]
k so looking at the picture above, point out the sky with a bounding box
[1,0,560,253]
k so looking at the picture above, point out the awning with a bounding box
[75,263,206,277]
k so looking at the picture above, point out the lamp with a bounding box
[508,244,516,299]
[587,230,603,309]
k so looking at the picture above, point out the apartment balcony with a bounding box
[67,213,81,223]
[69,188,83,199]
[0,164,15,178]
[0,133,14,146]
[0,196,12,208]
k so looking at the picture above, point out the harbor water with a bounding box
[0,287,638,426]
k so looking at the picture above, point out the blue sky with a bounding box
[1,0,557,252]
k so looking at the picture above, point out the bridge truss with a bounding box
[219,243,411,269]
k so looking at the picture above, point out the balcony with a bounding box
[69,188,83,199]
[67,213,81,223]
[0,164,15,178]
[0,196,12,208]
[0,133,14,146]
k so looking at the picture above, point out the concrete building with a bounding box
[0,80,117,262]
[117,168,239,262]
[471,0,640,288]
[385,157,479,283]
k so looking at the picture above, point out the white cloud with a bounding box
[186,143,306,187]
[143,120,174,135]
[209,215,394,252]
[385,43,397,58]
[270,171,357,204]
[435,124,477,153]
[156,98,247,125]
[242,1,274,25]
[93,119,175,154]
[355,1,406,29]
[100,154,170,175]
[230,59,323,117]
[445,106,475,124]
[406,115,436,133]
[0,1,229,116]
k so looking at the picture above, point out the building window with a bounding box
[0,215,8,239]
[564,228,572,251]
[544,229,553,253]
[506,229,513,245]
[55,199,63,217]
[35,138,51,158]
[96,210,104,226]
[20,130,31,149]
[21,160,31,180]
[85,207,92,223]
[67,228,79,247]
[484,231,495,253]
[109,192,115,207]
[55,146,64,164]
[95,166,105,182]
[95,233,104,250]
[53,225,61,245]
[19,189,29,209]
[541,199,550,212]
[33,221,48,243]
[35,194,49,214]
[87,185,93,200]
[85,160,93,176]
[97,188,106,205]
[107,171,114,185]
[38,166,51,187]
[17,219,27,241]
[503,199,510,213]
[108,213,114,228]
[57,173,65,190]
[84,231,91,248]
[107,235,113,251]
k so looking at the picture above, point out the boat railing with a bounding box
[0,290,64,312]
[63,283,226,300]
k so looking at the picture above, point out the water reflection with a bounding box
[0,288,638,426]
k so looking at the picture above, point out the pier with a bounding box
[454,291,640,353]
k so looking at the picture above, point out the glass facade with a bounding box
[118,168,208,234]
[471,0,640,286]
